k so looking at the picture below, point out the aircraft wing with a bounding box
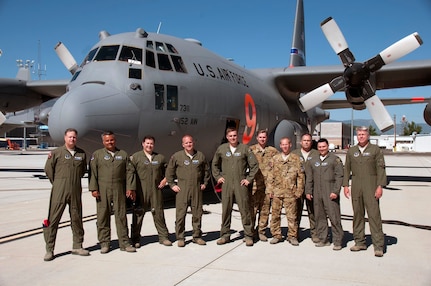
[0,78,68,113]
[26,80,69,97]
[258,59,431,103]
[322,97,431,110]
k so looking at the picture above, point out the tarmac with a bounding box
[0,150,430,286]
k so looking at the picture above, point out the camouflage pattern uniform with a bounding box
[166,150,210,241]
[305,153,344,245]
[249,144,279,236]
[89,147,131,249]
[291,148,319,240]
[266,153,304,240]
[44,146,87,252]
[127,151,170,244]
[343,143,386,251]
[212,143,259,240]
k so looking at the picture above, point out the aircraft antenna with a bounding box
[157,22,162,34]
[37,40,47,80]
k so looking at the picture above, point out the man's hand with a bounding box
[343,186,351,199]
[240,179,250,186]
[171,185,181,193]
[158,177,167,189]
[91,190,100,200]
[126,190,136,201]
[375,186,383,200]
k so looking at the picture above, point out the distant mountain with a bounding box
[326,119,431,135]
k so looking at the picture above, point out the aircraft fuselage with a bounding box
[48,30,309,158]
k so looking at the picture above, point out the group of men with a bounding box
[42,126,386,261]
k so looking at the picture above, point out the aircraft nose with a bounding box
[48,83,139,146]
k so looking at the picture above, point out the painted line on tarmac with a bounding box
[0,214,97,244]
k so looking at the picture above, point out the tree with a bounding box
[402,121,422,135]
[368,125,378,135]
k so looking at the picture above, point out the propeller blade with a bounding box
[0,112,6,125]
[366,32,423,72]
[321,17,348,54]
[54,42,78,75]
[299,76,345,112]
[379,32,423,65]
[321,17,355,66]
[364,95,394,132]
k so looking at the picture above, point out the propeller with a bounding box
[299,17,423,132]
[54,42,78,75]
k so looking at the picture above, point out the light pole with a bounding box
[393,114,397,151]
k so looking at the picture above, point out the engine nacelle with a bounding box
[269,120,308,150]
[38,107,52,125]
[424,103,431,126]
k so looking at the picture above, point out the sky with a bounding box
[0,0,430,125]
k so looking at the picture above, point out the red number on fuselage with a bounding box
[243,93,256,144]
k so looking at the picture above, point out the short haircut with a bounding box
[101,131,115,139]
[256,129,268,136]
[182,134,193,141]
[64,128,78,135]
[356,126,369,132]
[317,138,329,145]
[142,135,155,143]
[226,127,237,135]
[301,133,312,140]
[280,137,291,144]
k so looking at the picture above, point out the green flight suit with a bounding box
[292,148,319,239]
[166,150,210,240]
[89,148,131,249]
[305,153,344,245]
[43,145,87,252]
[212,143,259,240]
[127,151,170,244]
[343,143,386,251]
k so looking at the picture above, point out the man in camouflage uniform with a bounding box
[266,137,304,246]
[89,131,136,253]
[212,128,259,246]
[43,128,89,261]
[292,133,320,243]
[305,138,344,250]
[166,135,210,247]
[343,126,386,257]
[127,135,172,247]
[249,130,279,242]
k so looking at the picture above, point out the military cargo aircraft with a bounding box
[1,0,431,158]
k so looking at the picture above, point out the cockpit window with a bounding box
[119,46,143,64]
[146,41,154,50]
[145,41,187,73]
[71,70,81,82]
[157,53,173,71]
[155,42,165,52]
[166,43,178,54]
[94,45,120,61]
[171,55,187,73]
[80,47,98,67]
[146,50,156,68]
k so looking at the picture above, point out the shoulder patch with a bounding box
[47,152,52,159]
